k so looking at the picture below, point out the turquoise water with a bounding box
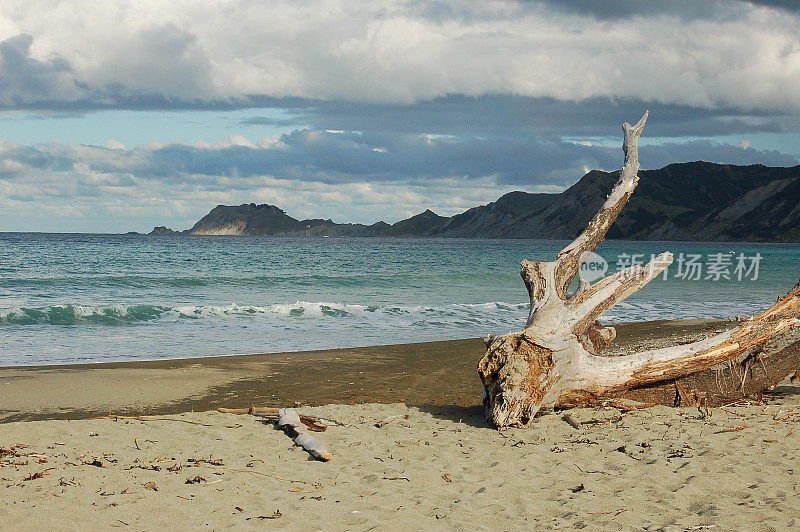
[0,233,798,366]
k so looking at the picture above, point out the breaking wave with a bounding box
[0,301,531,328]
[0,297,770,329]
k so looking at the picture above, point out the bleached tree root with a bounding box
[477,111,800,428]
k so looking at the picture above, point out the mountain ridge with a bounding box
[150,161,800,242]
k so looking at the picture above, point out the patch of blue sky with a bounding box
[0,108,309,147]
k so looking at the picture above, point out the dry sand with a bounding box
[5,318,797,530]
[3,393,800,530]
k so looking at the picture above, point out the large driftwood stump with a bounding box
[478,111,800,428]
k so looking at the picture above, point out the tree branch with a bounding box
[567,252,673,336]
[553,110,649,298]
[569,281,800,395]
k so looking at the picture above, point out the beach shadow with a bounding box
[413,384,800,430]
[411,403,492,430]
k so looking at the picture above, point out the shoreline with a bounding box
[5,231,800,244]
[1,318,735,423]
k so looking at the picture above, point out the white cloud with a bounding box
[227,135,256,148]
[0,1,798,111]
[103,140,128,150]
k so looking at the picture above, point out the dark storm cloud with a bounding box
[245,96,791,139]
[641,140,799,169]
[3,129,795,191]
[747,0,800,13]
[404,0,794,22]
[0,34,83,107]
[6,87,793,141]
[533,0,736,20]
[534,0,800,19]
[134,129,619,188]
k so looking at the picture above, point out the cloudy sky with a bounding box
[1,0,799,232]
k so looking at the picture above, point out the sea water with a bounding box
[1,233,798,366]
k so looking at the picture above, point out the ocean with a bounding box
[1,233,798,366]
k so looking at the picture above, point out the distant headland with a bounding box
[149,161,800,242]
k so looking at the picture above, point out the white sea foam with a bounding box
[0,297,776,366]
[0,297,769,329]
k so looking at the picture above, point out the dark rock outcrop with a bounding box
[149,226,182,235]
[382,209,449,237]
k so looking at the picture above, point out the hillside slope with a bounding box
[502,162,800,241]
[152,162,800,242]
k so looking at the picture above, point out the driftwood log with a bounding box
[277,408,333,461]
[218,407,334,460]
[478,111,800,428]
[217,406,338,431]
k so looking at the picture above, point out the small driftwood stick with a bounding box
[562,413,581,430]
[253,412,329,432]
[217,407,279,415]
[277,408,333,461]
[216,406,339,431]
[217,407,252,415]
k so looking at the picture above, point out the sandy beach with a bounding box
[3,395,800,529]
[3,318,800,530]
[6,0,800,529]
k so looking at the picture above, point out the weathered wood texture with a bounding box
[618,317,800,408]
[478,111,800,428]
[277,408,333,461]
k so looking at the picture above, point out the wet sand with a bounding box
[2,319,734,423]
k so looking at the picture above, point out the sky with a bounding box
[1,1,799,232]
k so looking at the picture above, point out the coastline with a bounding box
[1,318,735,423]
